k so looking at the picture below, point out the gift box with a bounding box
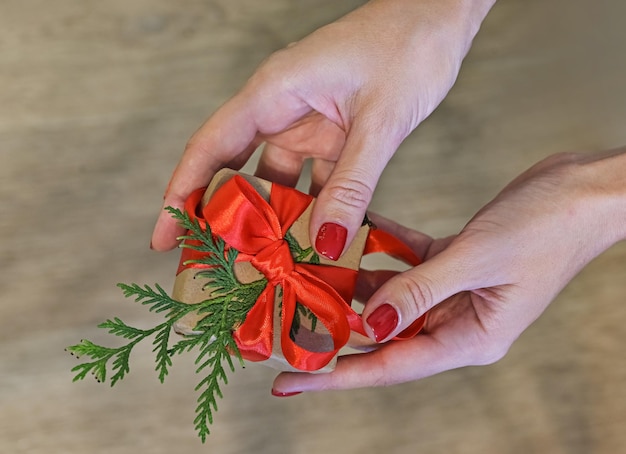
[171,169,374,373]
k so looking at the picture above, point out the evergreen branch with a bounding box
[109,343,135,386]
[98,317,148,340]
[67,340,116,383]
[289,302,320,340]
[67,337,143,386]
[69,203,326,442]
[193,333,241,442]
[170,205,241,294]
[284,231,303,256]
[152,324,174,382]
[299,303,318,332]
[284,231,320,263]
[166,206,214,248]
[283,232,320,332]
[169,329,215,357]
[117,283,191,317]
[67,285,197,387]
[68,205,265,442]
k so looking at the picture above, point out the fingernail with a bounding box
[149,241,154,250]
[315,222,347,261]
[366,304,399,342]
[271,389,302,397]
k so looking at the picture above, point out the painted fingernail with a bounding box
[366,304,399,342]
[315,222,347,261]
[271,389,302,397]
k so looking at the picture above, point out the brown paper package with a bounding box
[172,169,374,372]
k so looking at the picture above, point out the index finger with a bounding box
[151,95,260,251]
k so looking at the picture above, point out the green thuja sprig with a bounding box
[281,232,320,338]
[289,302,320,341]
[67,207,266,443]
[284,231,320,264]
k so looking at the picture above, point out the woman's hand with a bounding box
[272,149,626,392]
[151,0,495,258]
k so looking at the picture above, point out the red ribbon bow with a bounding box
[178,175,425,371]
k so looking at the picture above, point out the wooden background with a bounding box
[1,0,625,452]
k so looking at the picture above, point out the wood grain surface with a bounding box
[1,1,625,452]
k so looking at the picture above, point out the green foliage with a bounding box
[67,206,320,442]
[288,302,319,341]
[67,207,265,442]
[283,232,320,338]
[284,231,320,264]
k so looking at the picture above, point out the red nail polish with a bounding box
[366,304,399,342]
[315,222,347,261]
[271,389,302,397]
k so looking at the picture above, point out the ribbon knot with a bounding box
[251,239,294,285]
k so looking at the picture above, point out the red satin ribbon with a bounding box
[364,228,427,339]
[177,175,425,371]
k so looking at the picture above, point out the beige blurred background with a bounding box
[1,0,625,453]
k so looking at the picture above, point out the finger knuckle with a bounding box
[530,151,582,176]
[396,273,435,319]
[369,351,396,388]
[183,139,194,155]
[324,176,373,212]
[547,151,582,165]
[469,337,511,366]
[183,135,204,156]
[183,136,219,169]
[249,47,299,89]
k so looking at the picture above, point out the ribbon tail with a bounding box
[364,227,427,338]
[232,286,275,362]
[364,228,421,266]
[297,263,358,309]
[394,313,427,339]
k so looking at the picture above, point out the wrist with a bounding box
[405,0,497,53]
[582,148,626,244]
[456,0,497,50]
[358,0,496,64]
[362,0,495,42]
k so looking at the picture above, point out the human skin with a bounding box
[148,0,626,394]
[151,0,496,256]
[271,149,626,393]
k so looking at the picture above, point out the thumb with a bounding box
[362,250,473,342]
[310,115,400,261]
